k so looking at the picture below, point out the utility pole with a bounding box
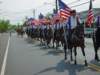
[33,9,35,19]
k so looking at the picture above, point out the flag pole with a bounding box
[90,0,96,51]
[56,0,58,13]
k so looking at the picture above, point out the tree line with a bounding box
[0,19,18,33]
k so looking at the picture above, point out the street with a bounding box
[1,33,99,75]
[0,0,100,75]
[0,33,9,73]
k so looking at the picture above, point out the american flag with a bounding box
[58,0,71,20]
[86,0,94,26]
[51,9,60,24]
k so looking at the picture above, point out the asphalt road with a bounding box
[4,34,100,75]
[0,33,9,73]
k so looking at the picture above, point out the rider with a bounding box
[67,10,78,38]
[70,10,77,31]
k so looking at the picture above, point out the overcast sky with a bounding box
[0,0,100,24]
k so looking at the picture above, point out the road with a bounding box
[2,33,100,75]
[0,33,9,72]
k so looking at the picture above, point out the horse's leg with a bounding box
[92,37,99,61]
[94,45,99,61]
[42,37,44,45]
[52,39,55,48]
[17,33,19,37]
[74,47,77,65]
[40,38,42,45]
[60,40,63,48]
[21,33,23,38]
[56,41,59,49]
[46,38,50,48]
[47,37,51,46]
[40,37,42,45]
[56,41,57,49]
[64,43,67,60]
[48,38,51,48]
[81,47,88,66]
[70,47,73,61]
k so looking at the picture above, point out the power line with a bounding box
[67,0,80,5]
[0,1,90,15]
[70,1,90,8]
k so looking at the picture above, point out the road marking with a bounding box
[89,63,100,72]
[60,52,100,72]
[0,36,10,75]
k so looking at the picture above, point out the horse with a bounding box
[39,26,47,46]
[52,24,64,49]
[63,25,88,66]
[16,28,25,37]
[25,27,32,38]
[92,27,100,61]
[53,28,60,48]
[45,26,53,47]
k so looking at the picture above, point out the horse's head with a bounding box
[59,27,64,33]
[73,25,84,38]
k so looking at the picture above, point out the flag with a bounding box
[27,18,34,25]
[58,0,71,20]
[52,10,60,24]
[86,0,94,27]
[32,19,40,26]
[52,9,60,19]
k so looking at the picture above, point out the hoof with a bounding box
[74,61,77,65]
[52,46,54,48]
[85,61,88,66]
[64,60,69,63]
[95,57,100,61]
[71,58,73,61]
[95,59,100,62]
[64,57,67,60]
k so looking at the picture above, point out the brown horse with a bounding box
[92,27,100,61]
[45,27,53,47]
[16,28,24,37]
[63,25,88,66]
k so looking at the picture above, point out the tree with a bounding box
[45,12,52,19]
[0,20,10,32]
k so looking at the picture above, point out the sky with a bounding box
[0,0,100,24]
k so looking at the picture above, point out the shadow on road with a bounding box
[42,49,64,56]
[24,38,37,44]
[33,60,88,75]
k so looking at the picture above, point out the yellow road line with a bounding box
[88,63,100,72]
[58,52,100,72]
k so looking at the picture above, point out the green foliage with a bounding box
[45,12,52,19]
[8,25,17,31]
[0,20,10,32]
